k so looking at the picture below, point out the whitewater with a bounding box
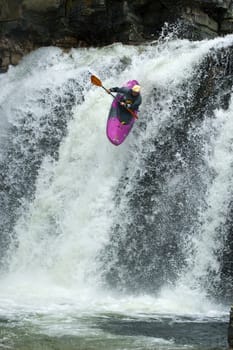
[0,34,233,349]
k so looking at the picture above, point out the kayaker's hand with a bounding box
[120,102,125,106]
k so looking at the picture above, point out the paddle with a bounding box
[91,74,138,119]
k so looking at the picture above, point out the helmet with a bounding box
[132,84,141,93]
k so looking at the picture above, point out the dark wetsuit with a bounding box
[110,87,142,124]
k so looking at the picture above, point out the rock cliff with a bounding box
[229,306,233,350]
[1,0,233,71]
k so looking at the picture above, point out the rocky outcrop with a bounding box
[0,0,233,71]
[229,306,233,350]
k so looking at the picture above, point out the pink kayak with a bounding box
[106,80,139,146]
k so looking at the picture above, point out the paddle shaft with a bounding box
[101,85,116,99]
[103,86,138,119]
[91,74,138,119]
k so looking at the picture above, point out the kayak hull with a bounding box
[106,80,139,146]
[106,117,135,146]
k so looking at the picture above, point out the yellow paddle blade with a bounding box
[91,75,102,87]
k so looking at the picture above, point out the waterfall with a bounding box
[0,35,233,317]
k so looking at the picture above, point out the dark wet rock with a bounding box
[229,306,233,350]
[1,1,233,71]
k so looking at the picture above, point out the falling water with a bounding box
[0,35,233,349]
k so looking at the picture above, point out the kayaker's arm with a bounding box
[109,87,129,94]
[131,94,142,111]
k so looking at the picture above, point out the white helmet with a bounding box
[132,85,141,93]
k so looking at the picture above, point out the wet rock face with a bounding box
[1,0,233,71]
[22,0,61,12]
[228,306,233,350]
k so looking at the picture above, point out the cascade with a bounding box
[0,36,233,322]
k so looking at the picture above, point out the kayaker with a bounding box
[108,84,142,124]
